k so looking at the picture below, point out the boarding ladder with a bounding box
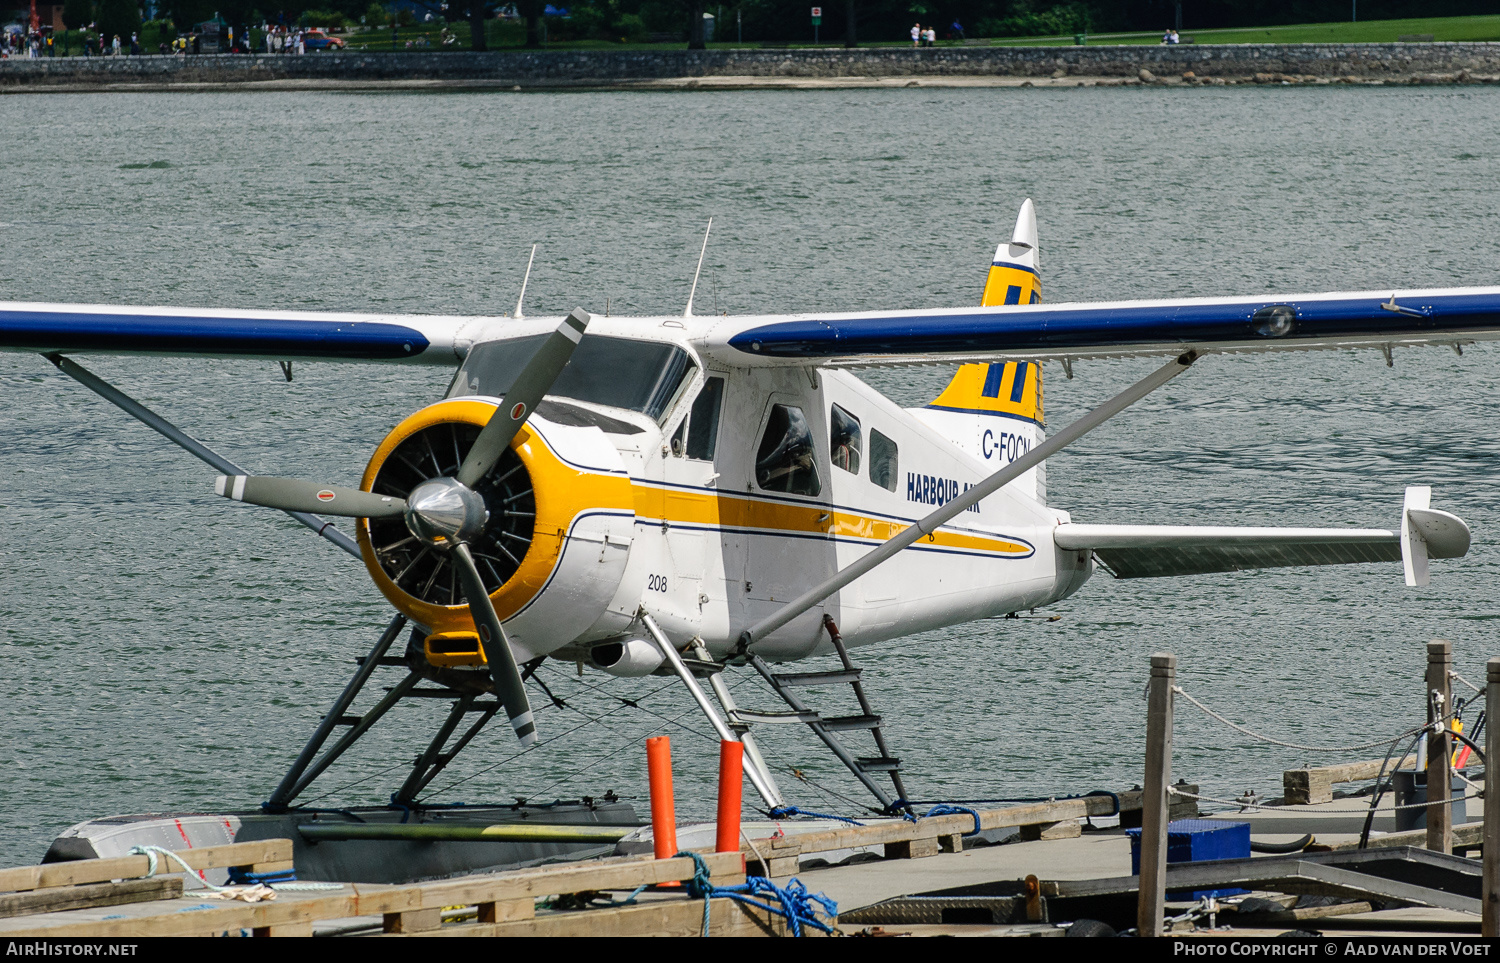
[736,615,911,814]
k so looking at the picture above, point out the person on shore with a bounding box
[924,26,935,46]
[111,34,120,55]
[129,31,138,54]
[951,19,964,40]
[911,23,920,47]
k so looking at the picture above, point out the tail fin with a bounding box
[981,198,1041,307]
[909,200,1047,502]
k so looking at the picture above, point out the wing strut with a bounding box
[45,353,361,559]
[735,350,1201,654]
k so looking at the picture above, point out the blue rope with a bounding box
[675,851,838,938]
[766,805,865,826]
[920,804,983,836]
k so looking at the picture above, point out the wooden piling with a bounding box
[1484,657,1500,937]
[1138,651,1175,938]
[1427,640,1453,854]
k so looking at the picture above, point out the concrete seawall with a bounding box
[4,43,1500,90]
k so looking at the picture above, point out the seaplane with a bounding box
[1,201,1485,829]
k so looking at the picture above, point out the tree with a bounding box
[96,0,140,40]
[686,0,703,46]
[517,0,542,46]
[468,0,487,49]
[843,0,855,44]
[61,0,91,30]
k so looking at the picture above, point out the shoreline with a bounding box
[3,44,1500,92]
[4,73,1496,93]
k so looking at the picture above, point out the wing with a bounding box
[700,287,1500,367]
[1056,490,1469,586]
[0,301,487,363]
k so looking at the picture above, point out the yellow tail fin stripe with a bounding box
[927,361,1043,425]
[981,263,1042,308]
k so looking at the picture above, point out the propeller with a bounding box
[211,307,592,746]
[214,475,405,518]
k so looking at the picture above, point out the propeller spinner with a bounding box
[213,308,592,746]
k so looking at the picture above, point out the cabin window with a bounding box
[869,428,898,492]
[685,376,725,461]
[829,404,862,475]
[755,404,821,497]
[449,334,694,422]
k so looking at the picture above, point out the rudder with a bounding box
[910,199,1047,502]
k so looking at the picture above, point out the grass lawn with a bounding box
[989,14,1500,46]
[31,12,1500,56]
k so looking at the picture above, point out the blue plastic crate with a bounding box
[1126,819,1251,899]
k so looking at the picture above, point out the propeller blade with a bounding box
[450,542,537,746]
[455,308,590,489]
[214,475,406,519]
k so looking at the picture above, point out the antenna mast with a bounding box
[514,244,537,319]
[684,219,712,318]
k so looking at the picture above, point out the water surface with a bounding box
[1,85,1498,863]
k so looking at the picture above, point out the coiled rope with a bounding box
[675,850,838,938]
[765,805,865,826]
[912,804,983,836]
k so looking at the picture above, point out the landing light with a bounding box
[1251,304,1297,338]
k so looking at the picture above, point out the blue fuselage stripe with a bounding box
[0,309,431,359]
[923,404,1044,427]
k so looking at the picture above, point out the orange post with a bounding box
[646,735,677,860]
[715,740,745,853]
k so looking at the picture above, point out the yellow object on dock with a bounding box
[296,823,634,843]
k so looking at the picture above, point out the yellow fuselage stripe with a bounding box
[631,482,1033,557]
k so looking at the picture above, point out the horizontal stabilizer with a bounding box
[1055,524,1402,579]
[1057,488,1468,582]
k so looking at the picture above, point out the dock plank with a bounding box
[0,839,293,894]
[0,852,746,936]
[756,797,1117,858]
[416,895,817,938]
[0,888,360,937]
[0,878,182,919]
[347,852,744,916]
[1285,754,1418,805]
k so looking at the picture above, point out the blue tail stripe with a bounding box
[1009,362,1029,403]
[981,363,1005,398]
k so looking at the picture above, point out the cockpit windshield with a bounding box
[448,334,695,422]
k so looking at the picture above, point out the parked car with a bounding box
[302,29,345,50]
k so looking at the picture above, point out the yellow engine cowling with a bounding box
[355,398,636,666]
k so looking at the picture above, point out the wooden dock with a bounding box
[0,794,1152,937]
[0,784,1489,937]
[5,645,1491,938]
